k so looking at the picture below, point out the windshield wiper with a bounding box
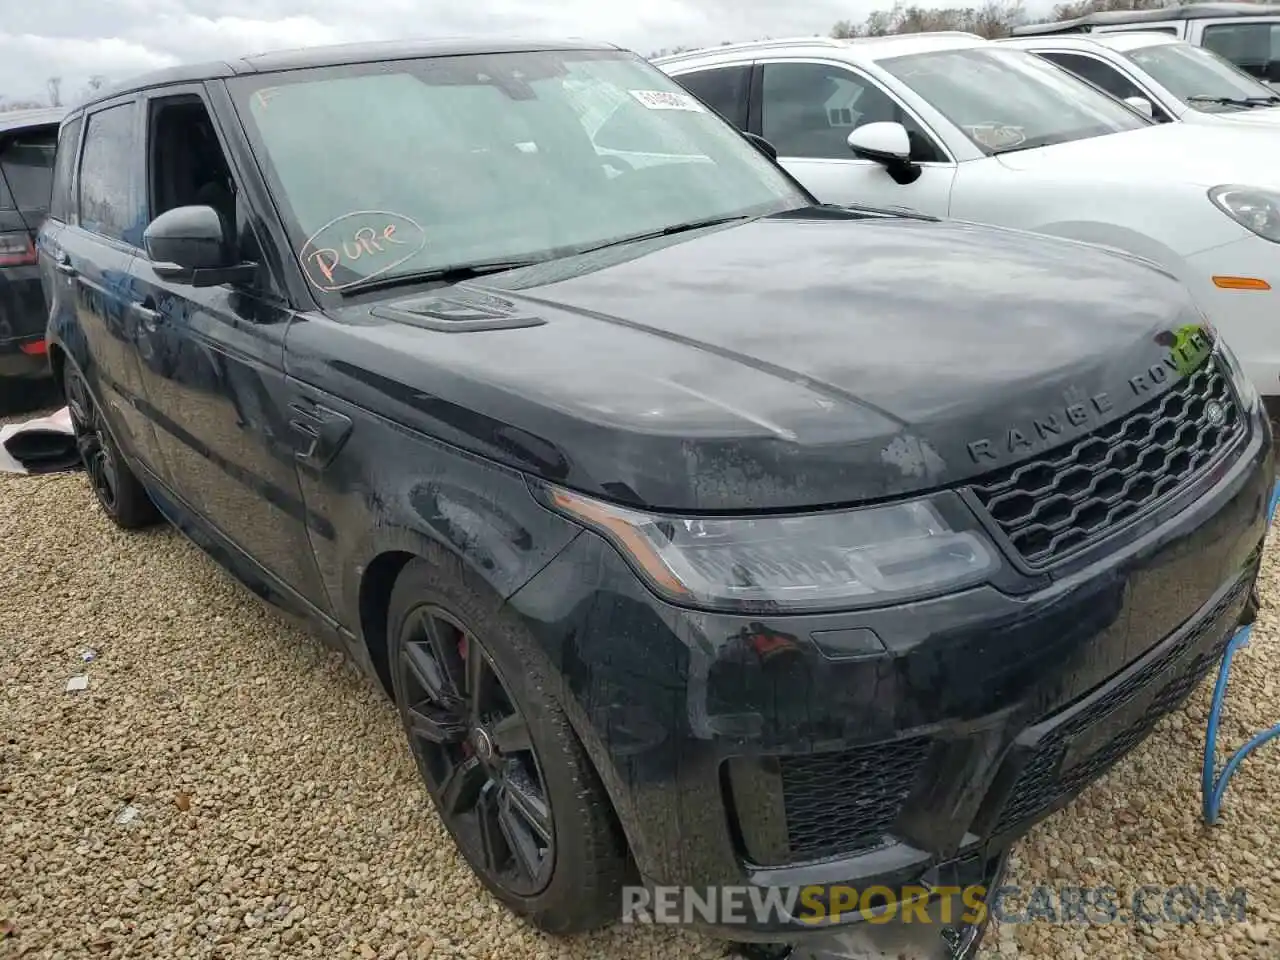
[569,214,754,257]
[1187,94,1280,108]
[338,258,544,296]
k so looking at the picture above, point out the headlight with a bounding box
[539,485,1000,613]
[1208,185,1280,243]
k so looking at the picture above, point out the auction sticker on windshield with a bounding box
[966,123,1026,151]
[629,89,707,112]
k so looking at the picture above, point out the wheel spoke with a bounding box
[419,612,464,698]
[475,782,510,874]
[465,637,496,725]
[403,640,453,703]
[500,770,552,844]
[438,755,487,818]
[490,712,532,755]
[497,788,547,882]
[407,702,467,745]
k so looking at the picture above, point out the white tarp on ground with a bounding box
[0,406,76,474]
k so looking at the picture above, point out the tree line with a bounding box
[651,0,1253,57]
[0,75,106,113]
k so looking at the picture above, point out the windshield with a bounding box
[878,47,1150,155]
[1125,41,1280,110]
[229,50,807,294]
[1202,21,1280,85]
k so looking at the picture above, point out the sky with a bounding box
[0,0,1057,105]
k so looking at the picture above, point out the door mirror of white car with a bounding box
[846,122,922,185]
[1123,96,1155,119]
[847,122,911,163]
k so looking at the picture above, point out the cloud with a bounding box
[0,0,989,105]
[0,0,1063,105]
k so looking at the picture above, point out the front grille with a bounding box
[779,737,931,860]
[970,357,1243,568]
[993,575,1250,834]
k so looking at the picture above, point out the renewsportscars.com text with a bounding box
[621,883,1249,927]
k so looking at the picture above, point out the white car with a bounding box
[1007,1,1280,90]
[655,32,1280,403]
[999,32,1280,127]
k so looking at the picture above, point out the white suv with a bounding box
[654,32,1280,404]
[999,32,1280,127]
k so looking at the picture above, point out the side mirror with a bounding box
[847,122,921,185]
[847,121,912,164]
[1123,96,1155,119]
[143,205,256,287]
[743,132,778,161]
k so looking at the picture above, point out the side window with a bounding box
[49,116,83,222]
[1201,23,1280,83]
[146,95,238,237]
[79,103,140,244]
[1036,52,1174,121]
[759,62,947,163]
[1037,52,1146,100]
[672,66,751,129]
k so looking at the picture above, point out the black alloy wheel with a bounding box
[62,363,161,529]
[64,365,121,513]
[396,605,555,897]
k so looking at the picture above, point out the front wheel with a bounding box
[63,364,161,529]
[387,555,630,933]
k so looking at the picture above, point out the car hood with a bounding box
[1200,104,1280,126]
[995,122,1280,189]
[295,207,1214,512]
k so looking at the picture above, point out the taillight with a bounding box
[0,231,36,267]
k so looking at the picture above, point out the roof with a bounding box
[1010,3,1280,36]
[1091,31,1187,50]
[653,31,986,67]
[79,36,622,112]
[0,105,67,134]
[998,31,1180,52]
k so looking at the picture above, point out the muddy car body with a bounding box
[36,38,1273,953]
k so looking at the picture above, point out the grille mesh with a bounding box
[970,358,1243,567]
[779,737,931,861]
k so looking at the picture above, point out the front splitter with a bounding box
[741,849,1010,960]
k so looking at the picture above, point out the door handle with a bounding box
[53,251,76,276]
[132,302,163,332]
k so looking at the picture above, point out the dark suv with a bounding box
[37,38,1273,955]
[1,106,64,408]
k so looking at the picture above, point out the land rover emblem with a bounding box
[1205,400,1226,427]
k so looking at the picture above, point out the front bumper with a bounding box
[508,390,1273,941]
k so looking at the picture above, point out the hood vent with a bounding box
[370,289,546,333]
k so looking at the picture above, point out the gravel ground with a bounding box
[1,408,1278,960]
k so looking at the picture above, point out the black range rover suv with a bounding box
[36,37,1273,952]
[1,106,64,408]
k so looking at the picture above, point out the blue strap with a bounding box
[1201,477,1280,825]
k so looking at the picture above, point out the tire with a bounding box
[387,553,630,934]
[63,363,162,530]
